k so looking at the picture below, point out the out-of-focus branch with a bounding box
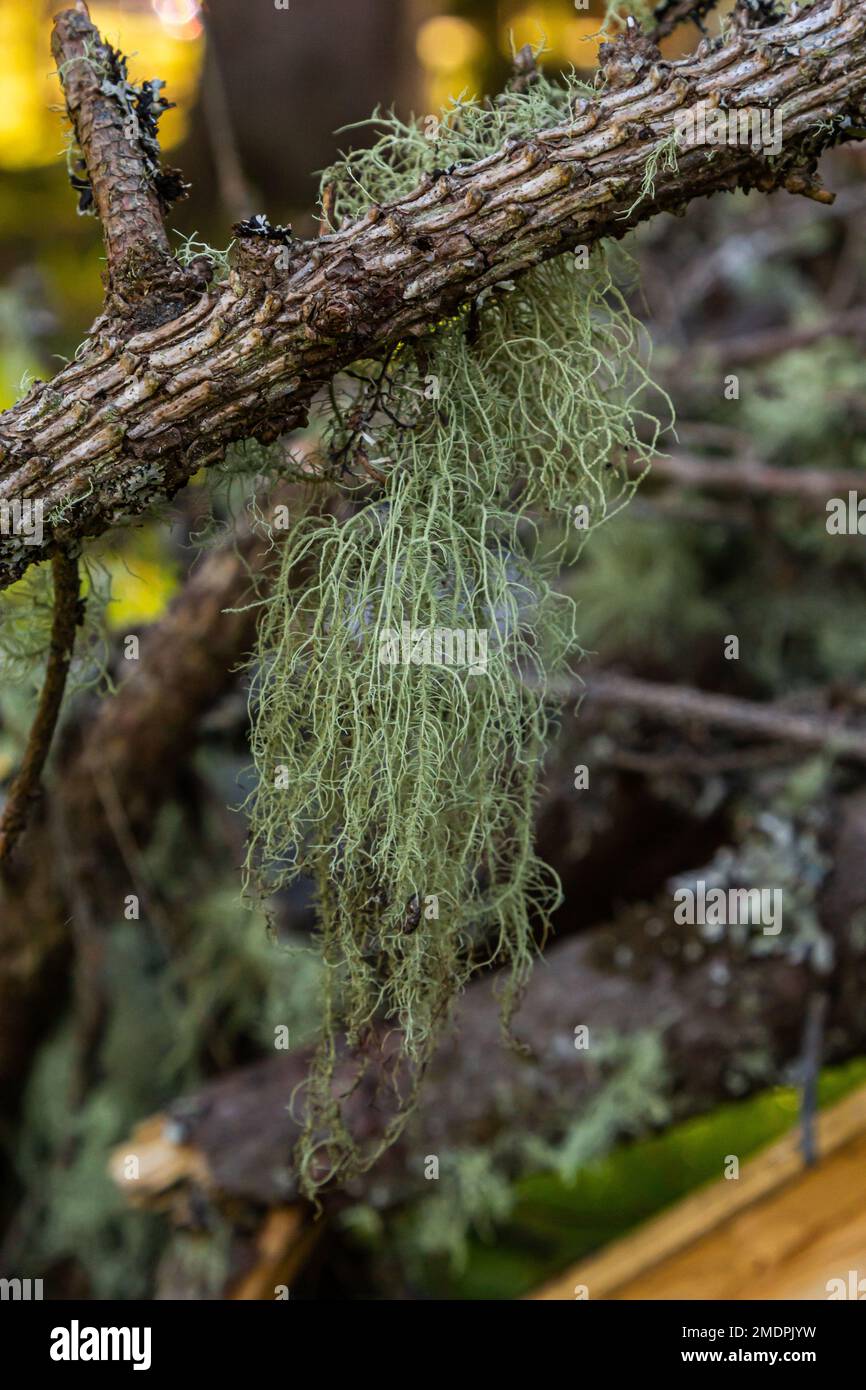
[0,551,81,863]
[200,27,256,224]
[707,305,866,369]
[650,0,721,43]
[631,449,866,503]
[577,671,866,763]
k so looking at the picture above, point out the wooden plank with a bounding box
[611,1132,866,1300]
[532,1084,866,1300]
[229,1207,319,1301]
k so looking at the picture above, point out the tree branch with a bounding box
[630,448,866,503]
[50,2,193,308]
[578,671,866,763]
[0,551,81,863]
[1,0,864,588]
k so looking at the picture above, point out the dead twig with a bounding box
[631,450,866,505]
[798,991,828,1168]
[0,550,82,862]
[573,671,866,765]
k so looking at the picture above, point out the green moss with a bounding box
[375,1030,669,1278]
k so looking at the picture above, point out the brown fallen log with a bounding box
[1,0,865,587]
[109,789,866,1215]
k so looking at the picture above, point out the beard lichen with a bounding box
[242,74,671,1198]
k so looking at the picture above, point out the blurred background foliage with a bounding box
[2,0,866,1300]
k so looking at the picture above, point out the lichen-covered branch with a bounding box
[50,3,193,307]
[0,0,864,589]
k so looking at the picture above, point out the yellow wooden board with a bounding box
[532,1085,866,1300]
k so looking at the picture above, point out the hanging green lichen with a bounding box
[242,72,671,1197]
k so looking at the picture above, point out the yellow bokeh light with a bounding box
[416,16,483,75]
[561,17,604,64]
[152,0,201,25]
[426,73,479,115]
[501,5,602,67]
[105,551,178,628]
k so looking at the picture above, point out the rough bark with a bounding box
[1,0,864,588]
[50,6,181,293]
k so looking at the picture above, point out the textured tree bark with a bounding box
[50,6,179,291]
[1,0,864,588]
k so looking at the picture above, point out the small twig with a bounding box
[0,550,82,862]
[798,992,828,1167]
[649,0,721,41]
[630,450,866,505]
[570,672,866,765]
[319,181,338,236]
[605,743,797,776]
[53,781,106,1106]
[506,43,541,96]
[200,26,256,223]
